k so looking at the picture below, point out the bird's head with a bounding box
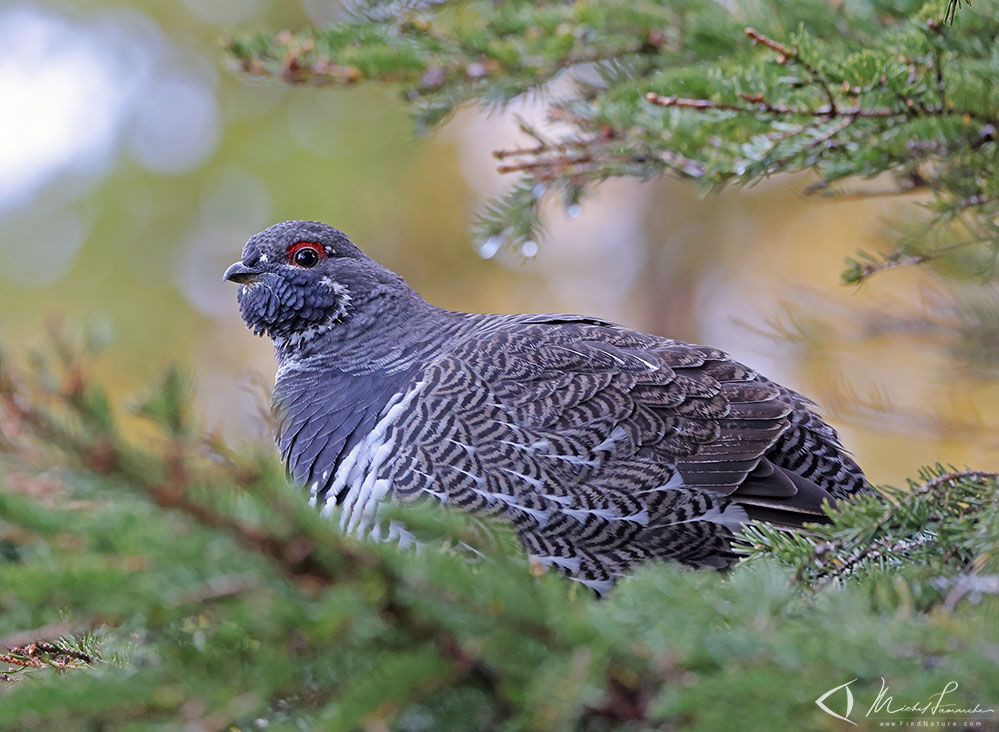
[224,220,409,353]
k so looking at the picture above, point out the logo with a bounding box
[815,678,996,726]
[815,679,857,725]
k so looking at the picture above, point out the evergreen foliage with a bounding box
[1,324,997,730]
[2,1,998,729]
[225,0,999,283]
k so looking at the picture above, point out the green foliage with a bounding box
[225,0,999,283]
[3,3,997,729]
[1,331,997,730]
[738,466,999,608]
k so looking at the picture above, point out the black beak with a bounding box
[223,261,261,284]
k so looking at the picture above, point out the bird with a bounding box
[224,220,871,593]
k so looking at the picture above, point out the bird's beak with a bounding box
[223,261,261,284]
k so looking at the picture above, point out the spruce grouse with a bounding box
[225,220,870,593]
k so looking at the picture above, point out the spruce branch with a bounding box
[224,0,999,272]
[0,636,99,685]
[2,332,998,727]
[738,467,999,606]
[0,335,533,720]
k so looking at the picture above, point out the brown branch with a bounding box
[25,641,96,665]
[745,27,837,113]
[801,470,999,588]
[744,27,795,63]
[643,93,749,112]
[0,653,44,670]
[803,185,932,201]
[850,238,987,283]
[644,27,993,130]
[496,154,592,174]
[644,91,901,119]
[0,357,515,714]
[851,253,935,281]
[493,144,551,160]
[914,470,999,495]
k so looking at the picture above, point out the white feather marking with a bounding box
[440,463,484,485]
[572,576,614,594]
[551,346,591,360]
[638,471,685,494]
[559,505,633,522]
[330,382,425,533]
[499,439,536,453]
[560,507,590,522]
[594,426,628,453]
[514,505,550,525]
[447,438,476,454]
[349,477,391,535]
[387,520,416,549]
[589,507,619,521]
[669,502,749,531]
[543,454,599,467]
[619,509,650,525]
[632,353,659,371]
[544,493,575,506]
[589,345,625,365]
[500,468,543,489]
[472,488,499,505]
[480,492,549,524]
[424,488,450,503]
[275,356,305,379]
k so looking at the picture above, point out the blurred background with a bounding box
[1,0,996,484]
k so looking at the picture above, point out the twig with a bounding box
[0,653,44,670]
[0,356,513,712]
[647,27,989,127]
[803,186,931,201]
[493,144,552,160]
[914,469,999,495]
[744,27,796,63]
[28,641,96,665]
[496,154,592,174]
[644,91,902,120]
[745,27,837,113]
[849,239,987,283]
[802,470,999,589]
[851,252,934,281]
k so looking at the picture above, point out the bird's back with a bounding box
[274,310,870,592]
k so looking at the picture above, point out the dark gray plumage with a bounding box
[225,220,871,592]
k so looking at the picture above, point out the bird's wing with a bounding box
[376,316,865,587]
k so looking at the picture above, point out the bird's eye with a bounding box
[288,242,324,268]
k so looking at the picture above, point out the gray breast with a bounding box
[272,362,420,517]
[325,379,426,536]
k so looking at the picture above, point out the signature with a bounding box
[867,679,995,718]
[816,678,996,725]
